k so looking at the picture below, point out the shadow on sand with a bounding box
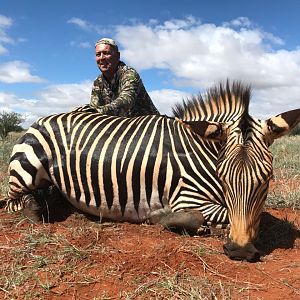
[255,211,300,256]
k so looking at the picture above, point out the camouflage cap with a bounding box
[95,38,119,51]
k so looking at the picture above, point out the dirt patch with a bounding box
[0,202,300,299]
[269,176,300,195]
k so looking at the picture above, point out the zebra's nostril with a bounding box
[252,250,261,262]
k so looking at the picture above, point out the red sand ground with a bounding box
[0,203,299,299]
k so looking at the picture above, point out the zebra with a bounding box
[5,81,300,261]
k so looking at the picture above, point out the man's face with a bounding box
[95,43,120,79]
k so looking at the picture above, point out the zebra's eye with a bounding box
[207,125,223,139]
[214,127,220,136]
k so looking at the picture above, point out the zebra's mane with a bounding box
[172,80,251,123]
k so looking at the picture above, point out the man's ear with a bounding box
[263,108,300,144]
[184,120,227,141]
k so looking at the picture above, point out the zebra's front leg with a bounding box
[151,208,205,235]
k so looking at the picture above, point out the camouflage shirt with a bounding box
[90,61,159,117]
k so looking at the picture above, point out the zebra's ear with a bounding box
[185,120,227,141]
[262,108,300,144]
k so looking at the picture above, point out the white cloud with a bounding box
[78,41,92,48]
[112,17,300,116]
[67,17,91,31]
[0,92,18,109]
[0,15,12,27]
[36,81,92,109]
[0,61,45,83]
[251,86,300,119]
[69,41,92,48]
[223,17,252,28]
[1,81,92,128]
[0,14,13,55]
[149,89,191,115]
[2,83,298,129]
[0,15,42,84]
[115,17,296,90]
[157,16,201,30]
[1,81,188,128]
[67,17,111,36]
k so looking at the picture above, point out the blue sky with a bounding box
[1,0,300,127]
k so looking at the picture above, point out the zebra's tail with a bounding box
[5,194,34,212]
[0,196,8,209]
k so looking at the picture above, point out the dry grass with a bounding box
[0,131,24,197]
[1,210,270,300]
[0,212,217,299]
[266,135,300,209]
[0,212,106,299]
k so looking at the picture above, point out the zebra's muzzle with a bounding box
[223,241,261,262]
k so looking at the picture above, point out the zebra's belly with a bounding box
[65,194,167,223]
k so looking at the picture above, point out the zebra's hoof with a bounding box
[23,197,43,223]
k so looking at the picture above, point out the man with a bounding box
[90,38,159,117]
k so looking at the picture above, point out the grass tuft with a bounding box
[266,135,300,208]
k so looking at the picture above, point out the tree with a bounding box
[0,111,24,139]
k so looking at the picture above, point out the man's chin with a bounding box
[98,65,109,71]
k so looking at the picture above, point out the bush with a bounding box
[0,111,24,139]
[289,124,300,136]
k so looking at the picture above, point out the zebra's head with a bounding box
[174,81,300,261]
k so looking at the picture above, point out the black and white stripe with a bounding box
[7,109,227,224]
[7,80,299,245]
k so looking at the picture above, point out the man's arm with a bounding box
[90,79,105,108]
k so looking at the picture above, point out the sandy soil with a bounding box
[0,198,299,300]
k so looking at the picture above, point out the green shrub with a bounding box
[0,111,24,139]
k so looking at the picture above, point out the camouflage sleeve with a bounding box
[90,78,105,109]
[72,104,100,113]
[96,69,140,116]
